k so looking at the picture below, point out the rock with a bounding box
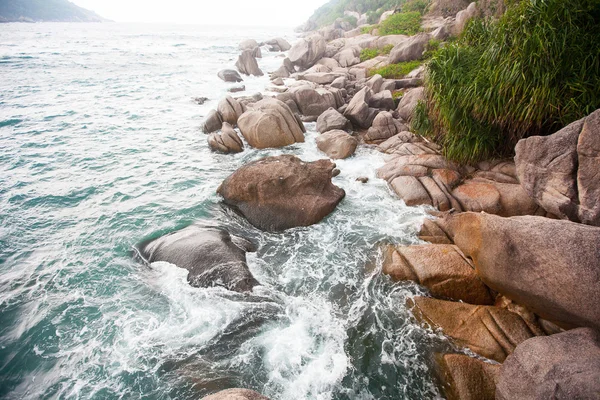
[395,78,423,89]
[379,10,395,23]
[137,225,258,292]
[265,37,291,52]
[440,212,600,330]
[288,34,326,70]
[228,85,246,93]
[271,65,290,79]
[344,87,377,129]
[293,87,341,117]
[357,177,369,183]
[454,2,478,36]
[389,176,432,206]
[218,69,243,83]
[239,39,258,51]
[396,87,425,121]
[431,22,453,41]
[202,109,223,134]
[237,98,304,149]
[381,79,396,92]
[208,122,244,154]
[217,155,345,231]
[452,181,502,215]
[217,96,245,126]
[236,50,263,76]
[298,72,346,85]
[389,33,430,64]
[334,46,361,68]
[330,76,346,89]
[436,354,500,400]
[193,97,209,105]
[410,296,540,362]
[383,244,493,304]
[418,218,453,244]
[365,74,383,93]
[316,108,351,133]
[496,328,600,400]
[271,77,284,86]
[202,388,270,400]
[364,111,407,142]
[321,26,345,41]
[369,90,395,110]
[316,57,341,70]
[316,130,358,159]
[515,108,600,226]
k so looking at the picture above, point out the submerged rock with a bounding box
[207,122,244,154]
[202,388,270,400]
[137,225,258,292]
[315,130,358,159]
[217,69,243,83]
[217,155,345,231]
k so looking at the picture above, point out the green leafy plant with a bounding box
[379,11,422,35]
[360,44,395,62]
[369,60,423,78]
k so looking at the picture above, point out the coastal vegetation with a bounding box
[359,44,394,62]
[414,0,600,163]
[369,60,422,78]
[0,0,105,22]
[379,11,422,35]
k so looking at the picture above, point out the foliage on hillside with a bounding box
[0,0,105,22]
[413,0,600,164]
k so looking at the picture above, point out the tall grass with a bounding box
[417,0,600,164]
[379,11,422,35]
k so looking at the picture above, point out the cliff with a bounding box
[0,0,107,22]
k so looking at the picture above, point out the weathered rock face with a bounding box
[333,46,361,67]
[298,72,346,85]
[368,90,395,110]
[515,108,600,226]
[217,96,246,126]
[202,388,270,400]
[497,328,600,400]
[383,244,493,305]
[137,225,258,292]
[292,86,342,117]
[410,296,541,362]
[208,122,244,154]
[344,87,378,128]
[265,37,291,52]
[435,354,500,400]
[217,155,345,231]
[236,50,263,76]
[315,130,358,159]
[454,2,478,36]
[389,33,430,64]
[441,212,600,331]
[218,69,243,83]
[288,34,326,70]
[237,98,305,149]
[316,107,351,133]
[364,112,408,142]
[202,109,223,134]
[396,87,425,121]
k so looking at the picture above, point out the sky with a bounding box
[71,0,328,27]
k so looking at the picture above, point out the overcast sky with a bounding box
[71,0,328,26]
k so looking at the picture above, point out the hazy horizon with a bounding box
[70,0,328,27]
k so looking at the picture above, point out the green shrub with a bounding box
[420,0,600,164]
[402,0,429,14]
[422,39,441,59]
[367,9,385,24]
[360,25,376,34]
[342,15,358,27]
[360,45,395,62]
[379,11,422,35]
[369,60,423,78]
[392,91,404,100]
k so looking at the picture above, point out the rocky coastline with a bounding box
[138,3,600,399]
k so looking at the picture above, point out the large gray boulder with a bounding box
[315,130,358,159]
[217,155,345,231]
[237,98,305,149]
[389,33,430,64]
[236,50,263,76]
[364,111,408,142]
[344,87,378,129]
[369,90,395,110]
[202,388,270,400]
[208,122,244,154]
[217,69,243,83]
[440,212,600,331]
[217,96,245,126]
[496,328,600,400]
[288,34,326,70]
[265,37,291,52]
[202,109,223,134]
[454,2,478,36]
[515,108,600,226]
[239,39,262,58]
[292,86,342,117]
[333,46,361,68]
[137,225,258,292]
[396,87,425,121]
[316,107,351,133]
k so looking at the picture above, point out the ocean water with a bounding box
[0,23,455,399]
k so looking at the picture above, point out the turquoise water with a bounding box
[0,23,452,399]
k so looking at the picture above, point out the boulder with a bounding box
[237,98,304,149]
[288,34,326,70]
[316,57,341,70]
[334,46,361,68]
[365,74,383,93]
[217,96,245,126]
[217,155,345,231]
[436,354,500,400]
[239,39,261,58]
[270,65,290,79]
[202,388,270,400]
[316,130,358,159]
[369,90,395,110]
[330,76,346,89]
[236,50,263,76]
[228,85,245,93]
[515,108,600,226]
[218,69,243,83]
[440,212,600,330]
[396,87,425,121]
[316,108,351,133]
[379,10,395,23]
[293,87,341,117]
[454,2,478,36]
[410,296,540,362]
[207,122,244,153]
[389,33,430,64]
[298,72,346,85]
[344,87,377,128]
[202,109,223,134]
[265,37,291,52]
[377,134,439,156]
[496,328,600,400]
[383,244,493,305]
[137,225,258,292]
[364,111,407,142]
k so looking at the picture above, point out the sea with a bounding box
[0,22,453,399]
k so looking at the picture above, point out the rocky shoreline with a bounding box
[139,3,600,399]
